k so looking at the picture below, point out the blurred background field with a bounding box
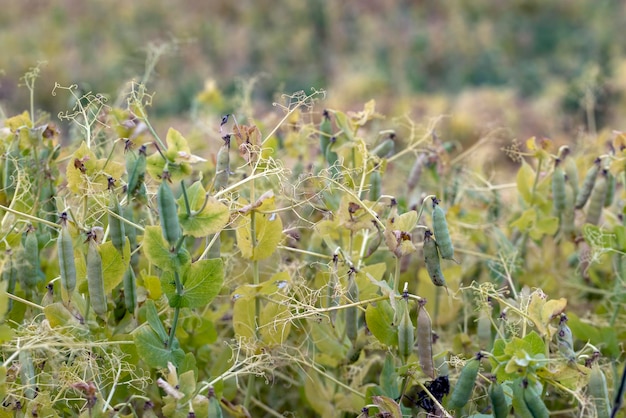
[1,0,626,146]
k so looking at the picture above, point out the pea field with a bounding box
[1,2,626,417]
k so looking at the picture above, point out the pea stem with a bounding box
[167,271,182,350]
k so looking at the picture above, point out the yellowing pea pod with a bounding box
[157,179,181,249]
[86,230,107,317]
[416,298,435,379]
[423,230,446,288]
[575,157,601,209]
[447,353,482,410]
[585,169,608,225]
[431,197,454,260]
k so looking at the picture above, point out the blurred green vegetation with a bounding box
[1,0,625,138]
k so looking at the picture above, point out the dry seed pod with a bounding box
[417,299,435,379]
[407,153,427,192]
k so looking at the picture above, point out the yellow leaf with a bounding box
[235,195,283,260]
[516,160,536,204]
[4,111,32,131]
[142,274,163,300]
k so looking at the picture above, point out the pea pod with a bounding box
[432,197,454,260]
[123,267,137,315]
[575,158,600,209]
[512,378,533,418]
[557,314,576,361]
[523,380,549,418]
[157,180,181,249]
[585,169,607,225]
[19,349,36,400]
[603,171,615,208]
[369,168,381,201]
[397,296,414,363]
[447,354,481,410]
[407,153,427,192]
[2,250,17,311]
[108,192,125,255]
[22,226,40,290]
[319,109,332,157]
[552,159,566,215]
[58,214,76,301]
[372,138,395,158]
[417,299,434,379]
[208,387,223,418]
[126,145,147,201]
[423,230,446,287]
[345,270,359,344]
[489,382,509,418]
[589,363,610,418]
[87,233,107,317]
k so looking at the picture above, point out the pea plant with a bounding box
[0,67,624,418]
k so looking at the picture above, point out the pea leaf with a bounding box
[132,325,185,369]
[101,239,130,293]
[235,195,283,260]
[177,182,229,237]
[380,353,400,399]
[516,160,535,204]
[365,300,397,347]
[66,142,125,194]
[145,128,196,181]
[143,226,191,273]
[160,258,224,308]
[231,286,256,340]
[145,299,168,342]
[4,111,32,131]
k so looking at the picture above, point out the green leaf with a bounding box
[516,160,535,204]
[510,208,536,232]
[531,216,559,240]
[334,110,355,142]
[164,128,191,161]
[309,320,350,367]
[101,239,130,293]
[161,258,224,308]
[380,353,400,399]
[132,325,185,369]
[365,300,397,347]
[145,299,168,343]
[178,182,229,237]
[521,331,545,356]
[143,226,191,273]
[371,395,402,418]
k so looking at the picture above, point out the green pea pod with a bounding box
[447,355,480,410]
[369,169,381,201]
[489,382,509,418]
[574,158,600,209]
[208,387,223,418]
[2,251,17,311]
[372,138,395,158]
[126,145,147,200]
[19,349,37,400]
[557,314,576,361]
[563,154,579,201]
[512,379,534,418]
[3,138,19,200]
[603,171,615,208]
[423,230,446,287]
[432,197,454,260]
[523,380,549,418]
[560,183,576,240]
[123,267,137,315]
[345,272,359,344]
[397,297,414,363]
[585,170,607,225]
[23,227,40,289]
[87,237,107,317]
[589,364,611,418]
[58,217,76,301]
[319,109,332,157]
[157,181,181,249]
[108,193,125,255]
